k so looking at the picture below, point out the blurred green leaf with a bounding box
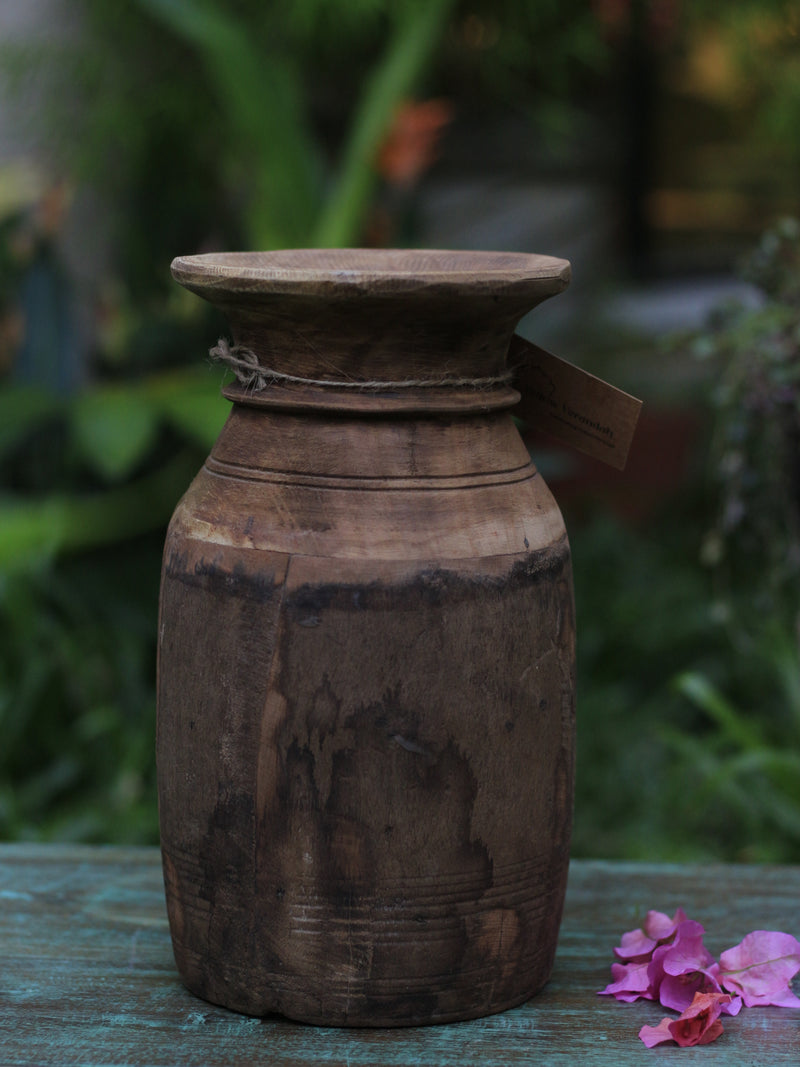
[137,0,321,248]
[0,451,197,569]
[160,389,229,449]
[0,386,62,459]
[313,0,456,247]
[673,670,764,751]
[143,368,230,449]
[70,386,160,482]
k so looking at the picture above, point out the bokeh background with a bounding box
[1,0,799,860]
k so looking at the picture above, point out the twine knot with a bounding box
[209,338,514,393]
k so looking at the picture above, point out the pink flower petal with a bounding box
[723,992,743,1016]
[639,1017,675,1048]
[670,993,731,1047]
[718,931,800,1008]
[639,992,731,1049]
[646,920,720,1011]
[613,908,688,961]
[660,921,715,975]
[644,907,688,941]
[646,942,669,998]
[598,959,654,1001]
[675,1017,724,1047]
[615,928,658,961]
[658,971,719,1013]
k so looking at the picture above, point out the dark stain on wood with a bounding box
[157,250,577,1027]
[159,540,574,1024]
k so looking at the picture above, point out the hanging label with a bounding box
[509,336,642,471]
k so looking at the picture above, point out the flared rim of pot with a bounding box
[170,248,571,298]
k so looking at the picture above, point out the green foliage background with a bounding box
[1,1,799,860]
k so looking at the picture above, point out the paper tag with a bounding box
[508,336,642,471]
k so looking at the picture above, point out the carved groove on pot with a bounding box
[157,249,575,1027]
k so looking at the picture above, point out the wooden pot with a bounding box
[157,249,575,1027]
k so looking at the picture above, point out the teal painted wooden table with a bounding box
[0,845,798,1065]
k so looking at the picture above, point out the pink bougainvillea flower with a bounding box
[639,991,733,1048]
[648,920,741,1015]
[601,910,702,1002]
[715,931,800,1008]
[601,908,799,1035]
[613,908,688,961]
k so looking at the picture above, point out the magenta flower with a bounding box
[613,908,687,962]
[639,991,733,1048]
[600,959,654,1002]
[602,907,799,1049]
[716,931,800,1008]
[600,915,741,1012]
[648,920,740,1014]
[600,907,690,1000]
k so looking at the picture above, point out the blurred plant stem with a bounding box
[139,0,456,250]
[313,0,456,247]
[137,0,321,249]
[680,218,800,631]
[0,451,198,570]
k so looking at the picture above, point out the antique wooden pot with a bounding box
[157,249,575,1027]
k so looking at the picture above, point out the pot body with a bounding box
[157,250,575,1026]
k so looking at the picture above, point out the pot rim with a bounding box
[171,248,571,297]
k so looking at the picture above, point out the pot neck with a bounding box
[172,249,571,415]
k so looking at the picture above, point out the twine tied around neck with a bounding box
[209,338,515,392]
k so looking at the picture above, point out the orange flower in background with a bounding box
[376,99,454,189]
[35,181,71,239]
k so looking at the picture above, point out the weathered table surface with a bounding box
[0,846,798,1066]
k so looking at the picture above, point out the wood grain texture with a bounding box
[170,249,570,387]
[1,846,798,1066]
[157,251,576,1026]
[157,411,574,1025]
